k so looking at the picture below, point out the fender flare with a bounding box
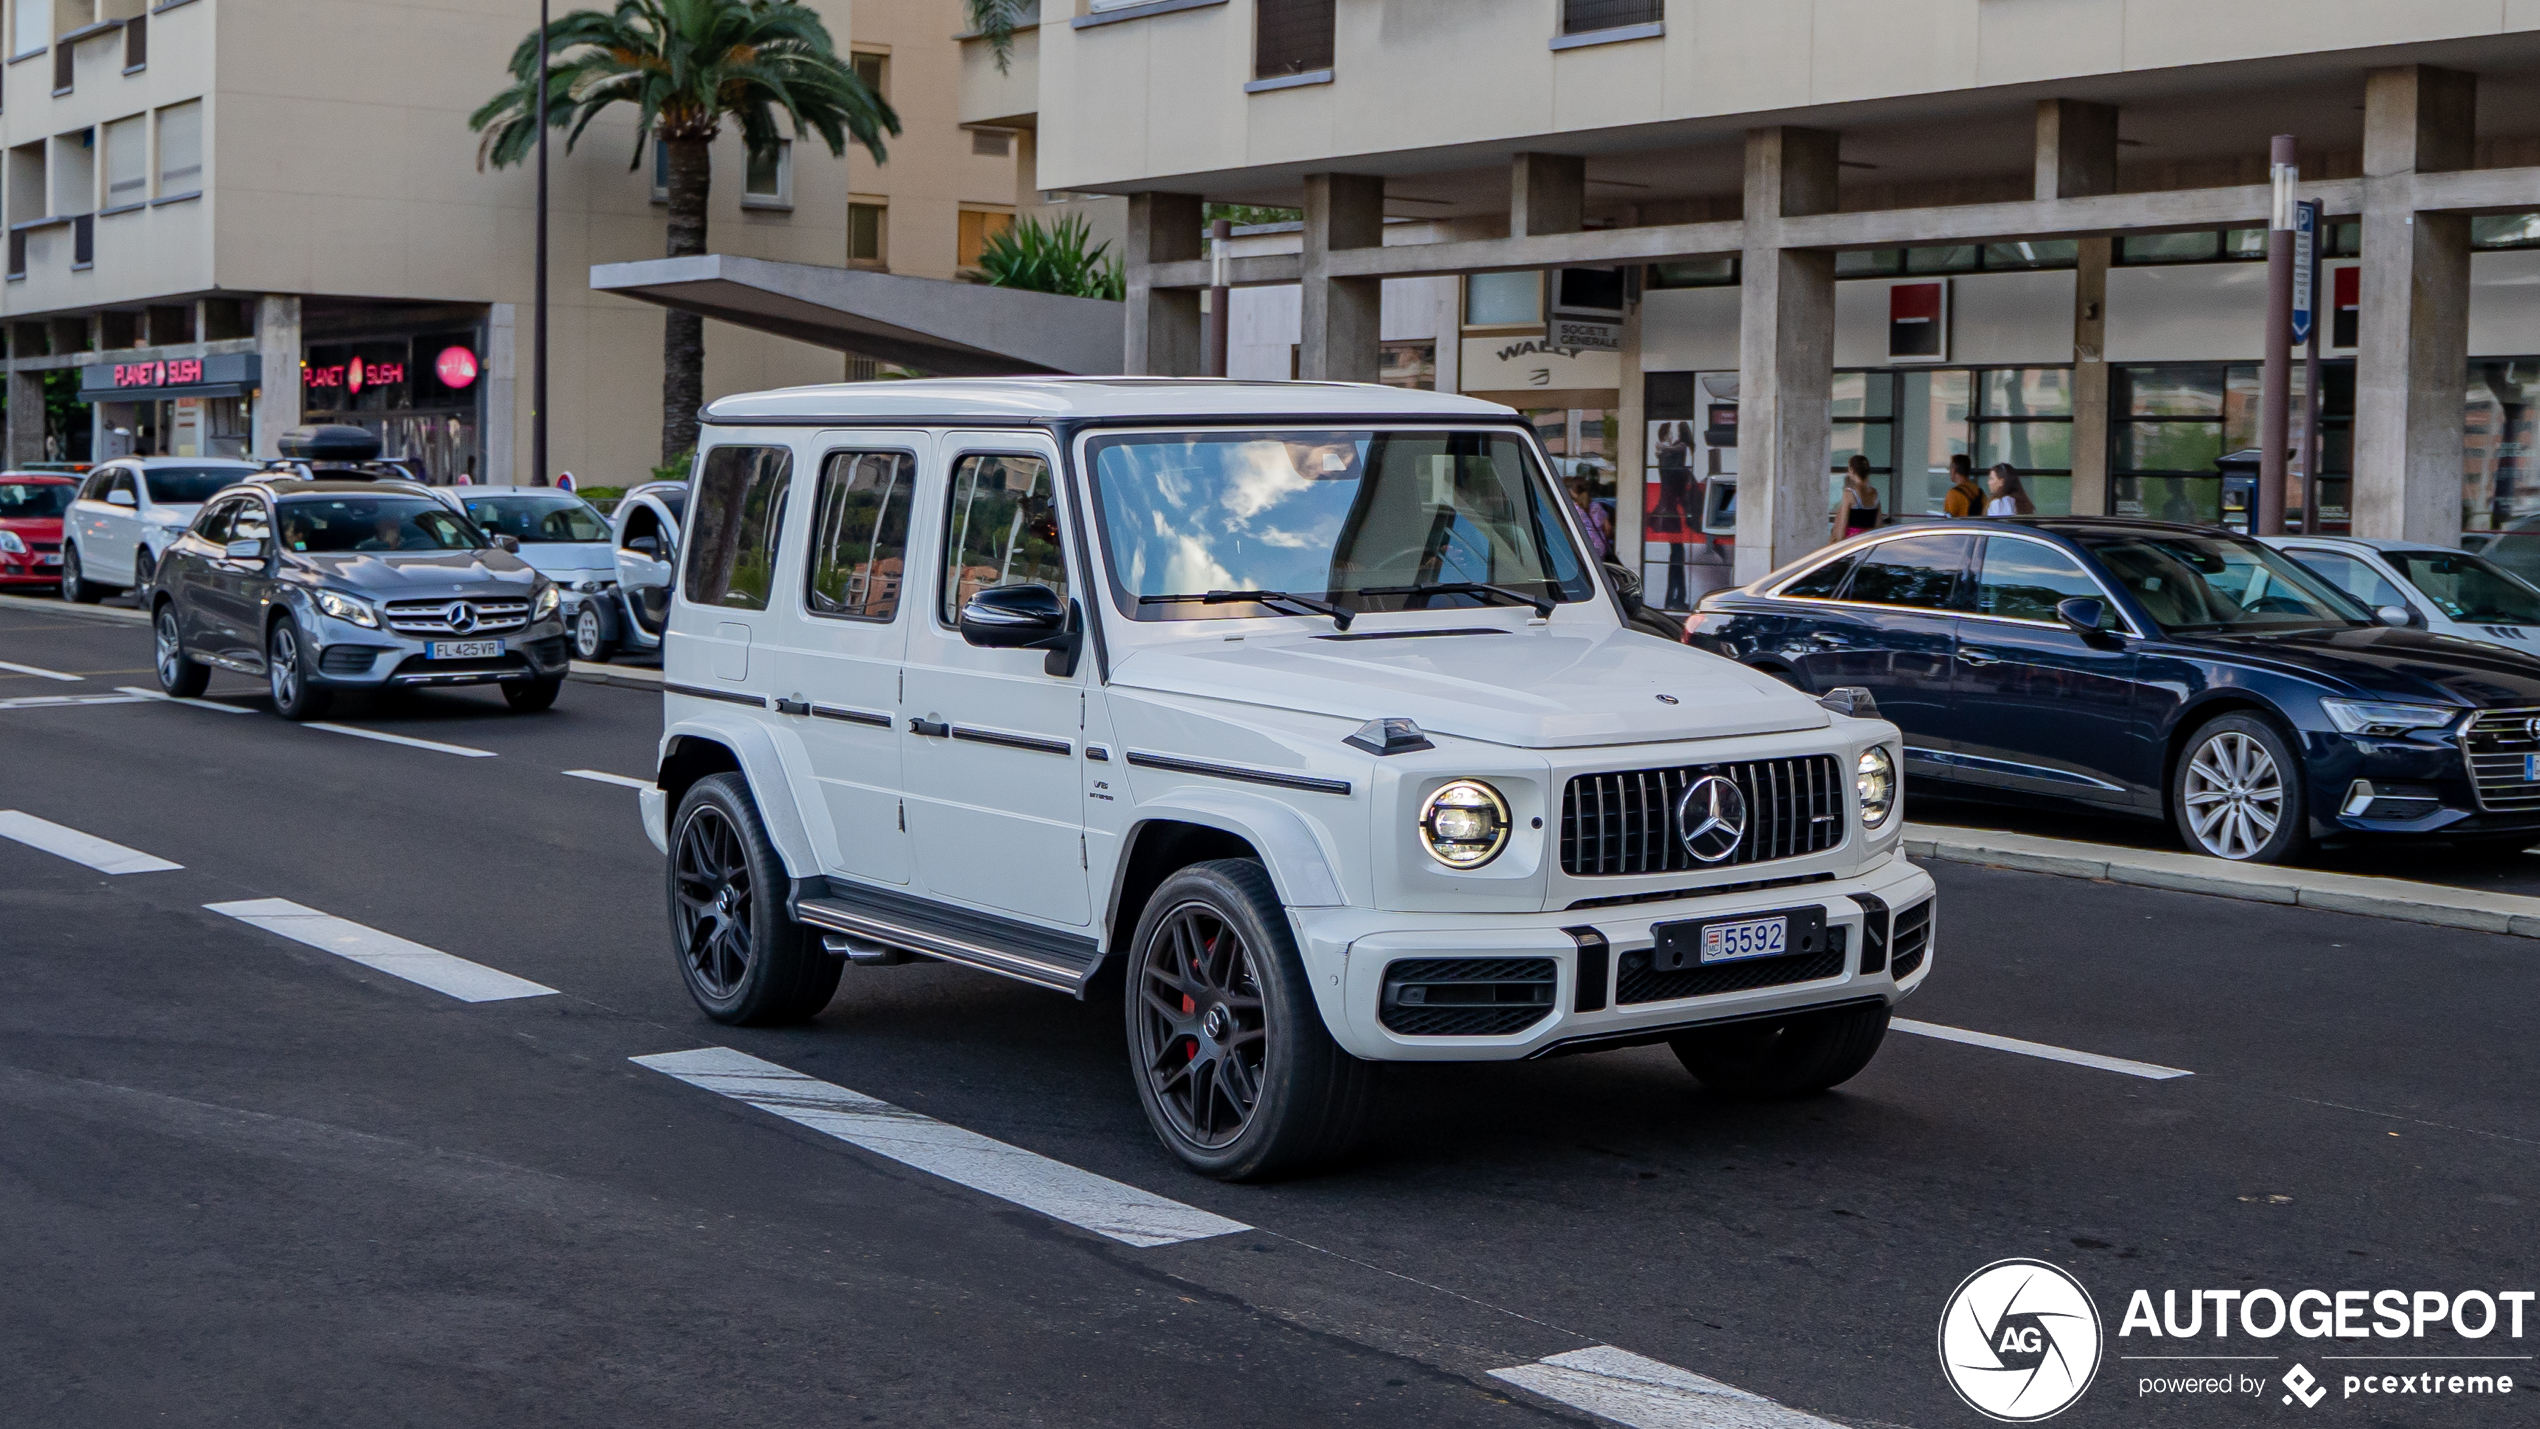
[1120,789,1349,909]
[660,711,825,880]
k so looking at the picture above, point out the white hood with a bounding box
[516,542,617,579]
[1109,624,1829,749]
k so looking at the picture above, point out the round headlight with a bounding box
[1418,779,1511,869]
[1856,746,1897,827]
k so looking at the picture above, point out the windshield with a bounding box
[277,496,484,554]
[1087,428,1593,620]
[2384,549,2540,625]
[2076,530,2368,633]
[459,494,610,543]
[0,480,72,518]
[142,467,252,504]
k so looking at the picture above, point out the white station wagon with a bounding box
[639,378,1936,1179]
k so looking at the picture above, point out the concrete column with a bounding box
[483,303,516,484]
[2069,237,2111,516]
[2353,65,2476,543]
[2034,99,2119,201]
[4,369,42,467]
[252,294,301,457]
[1124,192,1204,376]
[1733,127,1840,584]
[1299,174,1385,383]
[1510,153,1584,239]
[1615,279,1644,569]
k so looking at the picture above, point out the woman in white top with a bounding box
[1984,462,2035,518]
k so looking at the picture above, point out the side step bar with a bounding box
[792,894,1094,996]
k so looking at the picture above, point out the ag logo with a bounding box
[1938,1259,2102,1422]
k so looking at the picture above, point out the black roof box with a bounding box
[278,424,383,461]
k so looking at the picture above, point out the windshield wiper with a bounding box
[1357,581,1556,619]
[1141,589,1354,632]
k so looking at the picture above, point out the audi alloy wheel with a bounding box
[2173,714,2305,864]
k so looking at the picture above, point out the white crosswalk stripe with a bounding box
[208,898,557,1002]
[1490,1346,1842,1429]
[0,810,182,873]
[303,723,497,758]
[1892,1018,2193,1080]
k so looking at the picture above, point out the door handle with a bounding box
[1958,650,2001,667]
[909,717,950,738]
[774,698,810,716]
[1811,631,1847,644]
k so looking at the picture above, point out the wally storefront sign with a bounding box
[78,351,260,401]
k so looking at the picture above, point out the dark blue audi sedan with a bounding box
[1685,517,2540,864]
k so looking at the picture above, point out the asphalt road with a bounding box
[3,602,2535,1427]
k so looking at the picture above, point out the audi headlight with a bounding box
[1856,746,1897,827]
[1418,779,1511,869]
[0,531,23,555]
[532,583,561,620]
[2321,698,2457,737]
[313,589,378,628]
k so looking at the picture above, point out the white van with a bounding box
[640,378,1935,1179]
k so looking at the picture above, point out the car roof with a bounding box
[254,478,441,498]
[105,456,261,469]
[701,376,1518,426]
[452,485,592,497]
[2262,534,2462,555]
[0,471,74,482]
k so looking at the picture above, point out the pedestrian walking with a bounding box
[1985,462,2035,517]
[1832,454,1881,540]
[1942,453,1985,517]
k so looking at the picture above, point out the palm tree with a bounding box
[472,0,898,465]
[964,0,1031,72]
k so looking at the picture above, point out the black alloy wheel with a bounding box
[1125,860,1374,1181]
[154,603,208,698]
[60,543,99,604]
[266,619,331,720]
[1670,1001,1891,1098]
[666,773,839,1025]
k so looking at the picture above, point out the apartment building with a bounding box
[0,0,1017,484]
[969,0,2540,606]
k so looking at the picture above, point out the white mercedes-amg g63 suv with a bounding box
[640,379,1935,1179]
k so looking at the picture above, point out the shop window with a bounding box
[1379,339,1435,390]
[2117,231,2223,265]
[1464,271,1541,327]
[1837,244,2072,279]
[957,208,1012,270]
[848,200,887,268]
[1647,256,1737,288]
[1827,371,1896,516]
[1971,368,2076,516]
[2109,363,2265,525]
[2223,228,2267,259]
[2463,362,2540,582]
[1836,250,1903,278]
[1981,240,2077,270]
[1254,0,1333,79]
[852,50,888,100]
[2325,222,2361,258]
[102,113,144,211]
[1562,0,1661,34]
[742,138,790,210]
[154,99,200,199]
[2473,214,2540,249]
[1903,245,1977,275]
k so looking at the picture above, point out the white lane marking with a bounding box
[634,1046,1251,1248]
[0,659,80,681]
[564,768,653,790]
[0,692,149,710]
[114,686,256,714]
[1490,1346,1841,1429]
[1893,1018,2193,1080]
[207,898,557,1002]
[303,723,497,758]
[0,810,182,874]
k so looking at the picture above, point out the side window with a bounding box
[1975,537,2117,626]
[1780,552,1858,600]
[683,446,793,612]
[80,470,114,502]
[195,497,241,544]
[940,453,1066,623]
[621,504,661,555]
[805,451,915,621]
[231,501,272,542]
[2283,548,2405,611]
[1842,534,1972,610]
[109,471,137,502]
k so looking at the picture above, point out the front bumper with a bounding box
[2303,725,2540,840]
[306,618,570,689]
[1291,851,1936,1062]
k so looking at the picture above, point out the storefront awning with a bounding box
[589,254,1123,377]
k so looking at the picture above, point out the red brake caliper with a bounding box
[1182,934,1203,1059]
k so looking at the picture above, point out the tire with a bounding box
[153,602,209,698]
[570,604,613,663]
[1124,859,1375,1181]
[503,675,564,712]
[667,773,840,1025]
[265,617,332,721]
[2171,712,2306,863]
[131,548,156,602]
[1670,1001,1891,1098]
[59,543,100,604]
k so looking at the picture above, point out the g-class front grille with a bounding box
[1560,755,1846,876]
[1378,957,1557,1037]
[2462,708,2540,812]
[382,597,530,636]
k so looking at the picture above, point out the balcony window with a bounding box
[851,50,888,101]
[957,208,1011,270]
[12,0,43,60]
[52,125,92,217]
[155,99,200,199]
[102,113,143,209]
[848,200,886,268]
[741,138,790,210]
[1561,0,1660,34]
[1253,0,1331,79]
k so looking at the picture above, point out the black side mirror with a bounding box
[1602,560,1645,616]
[2056,596,2125,646]
[960,584,1083,678]
[490,534,521,554]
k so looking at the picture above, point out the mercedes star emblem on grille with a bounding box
[1674,775,1748,864]
[2523,715,2540,741]
[444,601,478,633]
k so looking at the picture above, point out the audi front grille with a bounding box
[2463,709,2540,812]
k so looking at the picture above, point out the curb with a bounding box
[568,660,662,692]
[1906,823,2540,939]
[0,592,147,625]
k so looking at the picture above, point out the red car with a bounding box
[0,473,75,588]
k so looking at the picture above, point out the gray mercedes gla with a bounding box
[151,475,569,719]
